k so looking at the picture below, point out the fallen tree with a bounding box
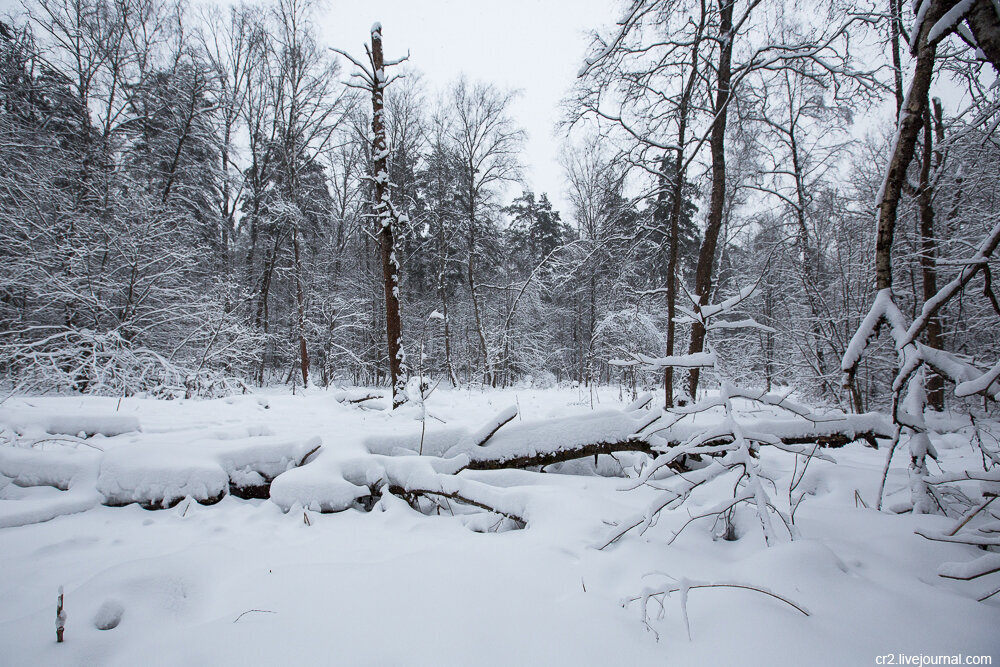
[365,405,890,473]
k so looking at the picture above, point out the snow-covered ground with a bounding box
[1,386,998,666]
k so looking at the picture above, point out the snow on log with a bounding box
[97,435,321,508]
[722,413,891,448]
[0,446,100,490]
[611,351,717,369]
[457,412,889,469]
[0,408,140,438]
[444,409,661,470]
[460,404,518,447]
[332,389,385,406]
[98,445,230,508]
[625,392,653,412]
[954,358,1000,398]
[0,446,102,527]
[0,487,102,528]
[269,457,373,513]
[365,409,891,471]
[938,553,1000,580]
[269,451,469,514]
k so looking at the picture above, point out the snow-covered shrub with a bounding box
[606,285,851,547]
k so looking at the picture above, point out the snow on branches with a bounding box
[600,283,882,547]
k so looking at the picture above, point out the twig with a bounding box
[876,425,902,511]
[56,587,65,643]
[233,609,276,623]
[630,579,809,639]
[978,586,1000,602]
[946,495,996,537]
[298,444,322,467]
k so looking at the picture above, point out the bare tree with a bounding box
[449,77,524,386]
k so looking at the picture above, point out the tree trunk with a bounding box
[688,0,735,400]
[438,247,458,388]
[371,24,406,408]
[657,158,677,408]
[875,0,951,292]
[966,0,1000,70]
[664,7,705,408]
[889,0,905,117]
[918,101,945,409]
[292,223,309,386]
[871,0,953,513]
[467,191,491,386]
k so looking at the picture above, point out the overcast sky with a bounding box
[318,0,616,217]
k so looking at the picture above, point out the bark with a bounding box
[688,0,734,399]
[656,160,677,408]
[292,223,309,386]
[874,0,953,292]
[966,0,1000,70]
[468,208,492,386]
[436,170,458,387]
[871,0,955,513]
[370,24,406,407]
[439,272,458,387]
[459,429,886,472]
[889,0,905,117]
[918,101,944,409]
[663,8,703,407]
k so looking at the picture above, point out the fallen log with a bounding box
[458,427,888,472]
[462,439,656,471]
[447,411,891,471]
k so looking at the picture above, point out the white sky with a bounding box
[318,0,617,217]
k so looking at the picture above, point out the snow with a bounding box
[612,351,717,369]
[0,387,998,665]
[0,408,140,438]
[98,445,230,507]
[939,554,1000,580]
[955,359,1000,398]
[926,0,976,44]
[459,403,518,447]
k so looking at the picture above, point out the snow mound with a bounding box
[93,599,125,630]
[0,446,103,527]
[0,487,102,528]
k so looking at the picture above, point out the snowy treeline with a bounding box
[0,0,998,413]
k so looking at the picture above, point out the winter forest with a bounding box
[1,0,1000,664]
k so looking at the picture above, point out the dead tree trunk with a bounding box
[369,24,407,407]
